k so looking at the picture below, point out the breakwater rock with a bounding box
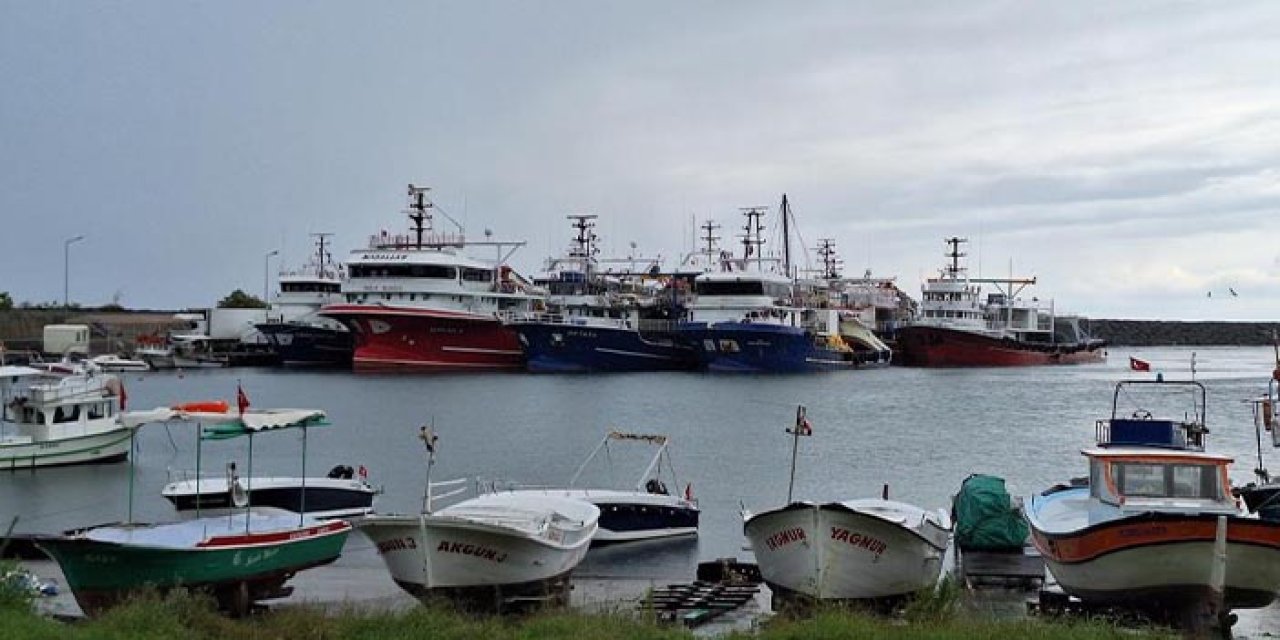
[1089,319,1280,347]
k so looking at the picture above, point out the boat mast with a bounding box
[817,238,841,280]
[739,206,767,271]
[781,194,792,280]
[566,214,599,281]
[406,184,433,250]
[311,232,334,279]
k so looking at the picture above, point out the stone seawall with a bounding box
[1089,320,1280,347]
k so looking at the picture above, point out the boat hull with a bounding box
[677,322,874,373]
[895,325,1106,367]
[356,513,592,603]
[744,502,948,600]
[35,518,350,615]
[510,321,699,373]
[1029,509,1280,610]
[255,323,353,367]
[321,305,524,372]
[0,429,131,470]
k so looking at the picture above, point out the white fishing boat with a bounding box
[1025,380,1280,626]
[490,431,699,544]
[742,406,951,602]
[745,498,951,600]
[88,354,151,373]
[357,428,598,608]
[0,365,132,469]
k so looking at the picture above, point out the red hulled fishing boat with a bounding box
[894,237,1105,367]
[319,185,538,371]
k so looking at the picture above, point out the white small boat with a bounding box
[89,354,151,373]
[0,365,132,469]
[742,406,951,602]
[359,492,598,605]
[357,428,599,608]
[163,466,378,520]
[490,431,698,544]
[744,499,950,600]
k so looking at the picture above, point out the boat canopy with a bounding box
[120,407,328,438]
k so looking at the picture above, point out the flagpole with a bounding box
[786,405,803,504]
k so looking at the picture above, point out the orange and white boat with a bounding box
[1026,380,1280,619]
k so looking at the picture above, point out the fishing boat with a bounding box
[0,365,132,469]
[162,463,378,520]
[87,354,151,373]
[318,185,538,371]
[256,233,354,367]
[507,215,697,372]
[1025,380,1280,624]
[34,405,351,616]
[357,428,598,609]
[895,237,1105,367]
[490,431,699,544]
[675,198,876,373]
[1237,361,1280,520]
[743,407,951,602]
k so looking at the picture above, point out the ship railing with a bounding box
[1096,418,1205,451]
[28,374,109,404]
[368,232,466,249]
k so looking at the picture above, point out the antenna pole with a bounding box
[785,405,807,504]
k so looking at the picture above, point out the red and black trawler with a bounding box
[319,185,538,371]
[894,237,1105,367]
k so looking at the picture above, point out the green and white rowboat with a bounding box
[35,405,351,616]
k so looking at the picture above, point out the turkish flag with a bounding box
[236,384,251,415]
[1129,356,1151,372]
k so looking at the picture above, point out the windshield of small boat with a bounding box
[1112,461,1224,500]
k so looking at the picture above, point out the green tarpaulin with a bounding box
[953,474,1029,551]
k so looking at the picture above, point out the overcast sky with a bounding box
[3,2,1279,320]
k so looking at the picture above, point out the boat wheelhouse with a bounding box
[319,185,538,371]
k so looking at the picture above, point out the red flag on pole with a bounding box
[236,384,250,415]
[1129,356,1151,372]
[119,380,128,411]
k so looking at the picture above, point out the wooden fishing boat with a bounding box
[1025,380,1280,625]
[357,428,598,609]
[742,406,951,602]
[35,405,351,616]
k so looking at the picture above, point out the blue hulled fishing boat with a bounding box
[673,197,878,373]
[508,215,698,372]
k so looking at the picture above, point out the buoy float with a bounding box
[171,400,230,413]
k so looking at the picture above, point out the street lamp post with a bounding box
[64,235,85,308]
[264,249,279,305]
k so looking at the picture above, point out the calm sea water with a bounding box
[4,346,1280,631]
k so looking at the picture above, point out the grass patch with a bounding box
[0,589,1177,640]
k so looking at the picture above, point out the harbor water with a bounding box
[4,345,1280,633]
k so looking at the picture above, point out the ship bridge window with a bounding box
[1113,461,1221,500]
[53,405,81,424]
[350,264,457,279]
[281,282,337,293]
[462,268,493,283]
[696,281,791,297]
